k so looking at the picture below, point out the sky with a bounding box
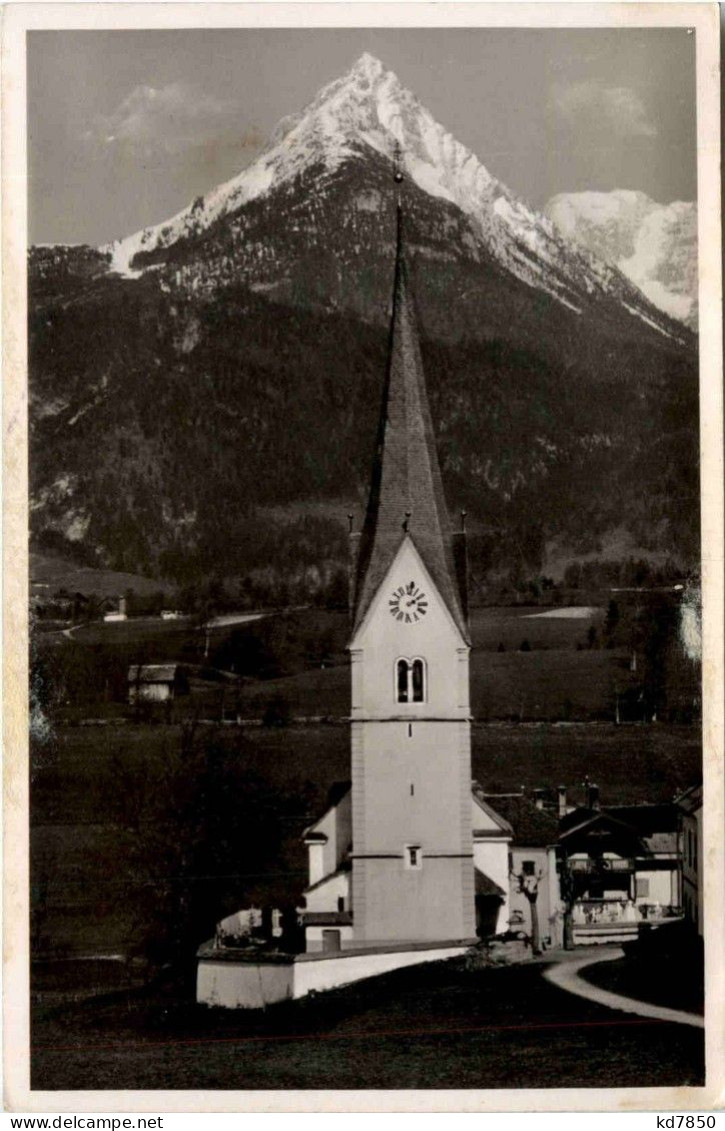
[28,27,697,246]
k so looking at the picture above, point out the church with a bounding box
[300,196,478,954]
[298,196,572,957]
[197,183,560,1008]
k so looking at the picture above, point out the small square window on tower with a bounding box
[404,844,423,870]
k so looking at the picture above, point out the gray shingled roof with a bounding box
[484,795,560,848]
[351,208,469,642]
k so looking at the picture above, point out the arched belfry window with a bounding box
[396,658,426,703]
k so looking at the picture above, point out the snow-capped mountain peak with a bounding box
[101,54,686,341]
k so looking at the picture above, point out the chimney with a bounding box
[588,783,600,811]
[557,785,567,819]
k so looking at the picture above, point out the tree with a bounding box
[511,866,544,955]
[107,722,315,978]
[604,599,620,641]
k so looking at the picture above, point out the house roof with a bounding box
[475,868,506,898]
[675,783,703,815]
[604,804,678,835]
[303,863,351,896]
[558,810,651,856]
[483,795,560,848]
[471,788,513,838]
[127,664,180,683]
[559,803,677,837]
[327,780,352,808]
[302,781,351,840]
[350,205,469,643]
[644,832,678,855]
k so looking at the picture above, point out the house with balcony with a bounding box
[559,785,680,944]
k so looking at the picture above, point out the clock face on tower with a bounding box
[389,581,428,623]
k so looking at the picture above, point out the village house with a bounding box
[103,595,128,622]
[476,790,562,949]
[559,785,680,944]
[676,783,703,936]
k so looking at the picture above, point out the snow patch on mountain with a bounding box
[545,190,697,329]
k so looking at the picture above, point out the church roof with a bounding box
[350,206,469,643]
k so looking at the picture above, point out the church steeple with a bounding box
[350,184,469,642]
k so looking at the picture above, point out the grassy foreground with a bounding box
[31,954,704,1091]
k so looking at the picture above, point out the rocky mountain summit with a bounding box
[545,190,697,330]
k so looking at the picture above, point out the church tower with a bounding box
[347,192,476,948]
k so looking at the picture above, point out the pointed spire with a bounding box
[350,168,469,641]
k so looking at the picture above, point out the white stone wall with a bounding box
[293,943,469,997]
[197,943,471,1009]
[197,960,293,1010]
[304,924,355,952]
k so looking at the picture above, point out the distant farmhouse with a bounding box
[128,664,189,705]
[103,595,127,622]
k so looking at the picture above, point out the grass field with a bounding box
[42,602,634,724]
[581,955,704,1016]
[30,553,166,599]
[31,954,704,1090]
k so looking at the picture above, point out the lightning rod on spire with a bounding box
[393,139,403,184]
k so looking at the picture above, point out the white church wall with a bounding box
[304,869,350,912]
[353,719,470,854]
[472,838,510,934]
[307,842,325,887]
[305,790,352,882]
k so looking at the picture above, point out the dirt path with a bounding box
[543,947,704,1029]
